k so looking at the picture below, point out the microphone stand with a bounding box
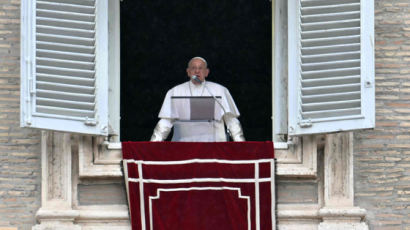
[192,76,232,141]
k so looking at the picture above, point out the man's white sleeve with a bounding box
[224,113,245,141]
[150,118,173,141]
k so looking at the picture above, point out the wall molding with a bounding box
[276,136,319,177]
[78,136,123,178]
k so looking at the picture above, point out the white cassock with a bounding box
[150,80,245,142]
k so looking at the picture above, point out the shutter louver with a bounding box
[36,0,96,119]
[288,0,375,135]
[300,0,361,120]
[21,0,109,135]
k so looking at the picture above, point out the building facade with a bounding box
[0,0,408,229]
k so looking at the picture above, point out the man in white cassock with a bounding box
[150,57,245,142]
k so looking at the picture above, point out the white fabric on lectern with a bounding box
[151,80,244,142]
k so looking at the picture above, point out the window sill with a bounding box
[109,141,288,150]
[79,138,318,178]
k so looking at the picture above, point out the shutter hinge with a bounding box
[299,120,312,128]
[29,78,35,95]
[84,117,97,126]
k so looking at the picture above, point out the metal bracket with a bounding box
[84,117,97,126]
[299,120,313,128]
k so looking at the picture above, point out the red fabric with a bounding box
[122,142,275,230]
[122,141,274,160]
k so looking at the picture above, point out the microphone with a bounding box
[190,75,225,117]
[189,75,232,140]
[191,75,225,116]
[191,75,203,84]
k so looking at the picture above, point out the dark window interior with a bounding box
[120,1,272,141]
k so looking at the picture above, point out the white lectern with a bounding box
[171,96,221,142]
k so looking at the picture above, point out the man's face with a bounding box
[186,58,209,84]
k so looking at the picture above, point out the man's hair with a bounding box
[187,56,208,68]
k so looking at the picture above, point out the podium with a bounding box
[170,96,224,142]
[122,142,275,230]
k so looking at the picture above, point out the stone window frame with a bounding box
[78,0,320,179]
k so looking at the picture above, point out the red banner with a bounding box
[122,141,275,230]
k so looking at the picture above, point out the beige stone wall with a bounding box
[0,0,42,229]
[354,1,410,229]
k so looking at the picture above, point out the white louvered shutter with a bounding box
[21,0,109,135]
[288,0,374,136]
